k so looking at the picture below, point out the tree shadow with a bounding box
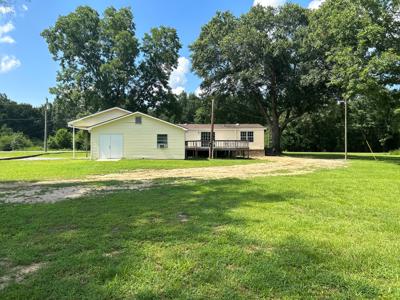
[0,178,381,299]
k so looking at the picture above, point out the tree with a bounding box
[306,0,400,149]
[0,126,32,151]
[42,6,181,126]
[75,130,90,151]
[0,93,46,139]
[308,0,399,98]
[191,4,326,153]
[166,92,203,123]
[48,128,72,149]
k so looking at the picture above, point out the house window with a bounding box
[157,134,168,148]
[241,131,254,142]
[201,132,215,147]
[240,132,247,141]
[135,116,142,124]
[248,131,254,142]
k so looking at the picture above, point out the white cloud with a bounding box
[22,4,28,12]
[0,35,15,43]
[0,21,15,44]
[169,56,190,95]
[0,22,14,35]
[195,86,204,97]
[253,0,286,8]
[308,0,326,10]
[0,55,21,73]
[172,86,185,95]
[0,6,15,14]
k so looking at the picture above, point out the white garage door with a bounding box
[99,135,123,159]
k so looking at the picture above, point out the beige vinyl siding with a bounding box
[185,128,265,150]
[90,114,185,160]
[73,109,130,128]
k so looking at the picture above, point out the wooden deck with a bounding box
[185,140,250,159]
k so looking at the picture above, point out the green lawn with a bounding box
[0,151,43,158]
[285,151,400,160]
[0,155,399,299]
[0,151,88,159]
[0,158,257,182]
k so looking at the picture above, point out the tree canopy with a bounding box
[42,6,181,126]
[191,4,326,153]
[191,0,400,152]
[304,0,400,150]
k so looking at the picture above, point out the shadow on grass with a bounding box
[0,178,379,299]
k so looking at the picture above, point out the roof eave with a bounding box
[86,111,187,131]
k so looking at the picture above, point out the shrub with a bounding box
[47,136,59,150]
[390,149,400,155]
[48,128,72,149]
[76,130,90,151]
[10,132,33,150]
[0,135,13,151]
[0,132,32,150]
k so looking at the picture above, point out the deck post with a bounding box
[72,126,76,159]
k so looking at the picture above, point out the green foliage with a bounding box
[189,0,399,152]
[390,149,400,155]
[163,92,204,124]
[0,126,33,151]
[9,132,33,150]
[191,4,326,152]
[0,135,13,151]
[48,128,72,150]
[0,93,47,139]
[301,0,400,151]
[42,6,181,128]
[283,99,400,152]
[47,136,58,150]
[75,130,90,151]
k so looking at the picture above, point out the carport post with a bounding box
[72,126,76,159]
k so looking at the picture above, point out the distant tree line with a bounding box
[1,1,399,152]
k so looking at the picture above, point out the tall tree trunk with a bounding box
[270,117,281,154]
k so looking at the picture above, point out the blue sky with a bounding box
[0,0,320,106]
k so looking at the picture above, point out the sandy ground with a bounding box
[0,156,346,204]
[86,156,345,182]
[0,259,45,290]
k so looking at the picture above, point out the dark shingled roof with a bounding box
[179,124,265,130]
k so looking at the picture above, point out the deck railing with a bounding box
[185,140,249,150]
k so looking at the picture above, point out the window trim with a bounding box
[157,134,168,149]
[240,131,254,142]
[201,132,215,147]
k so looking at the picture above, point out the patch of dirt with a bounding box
[0,181,153,204]
[20,157,65,161]
[103,250,122,258]
[0,262,45,290]
[85,156,345,182]
[178,212,189,223]
[0,157,346,204]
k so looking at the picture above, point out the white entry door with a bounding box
[99,135,123,159]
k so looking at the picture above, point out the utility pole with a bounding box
[344,98,348,160]
[209,98,215,159]
[338,98,348,160]
[44,98,48,152]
